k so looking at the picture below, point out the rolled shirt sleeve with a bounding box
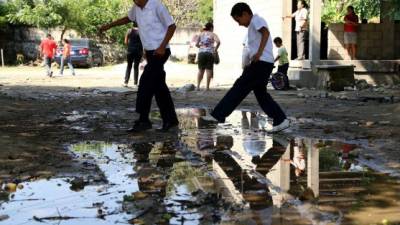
[156,3,174,27]
[253,16,269,32]
[128,6,136,22]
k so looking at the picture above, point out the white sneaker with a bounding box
[201,115,218,123]
[269,119,290,133]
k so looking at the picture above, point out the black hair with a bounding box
[63,39,70,44]
[298,0,308,9]
[273,37,283,44]
[46,33,51,37]
[231,2,253,17]
[204,22,214,31]
[347,5,355,12]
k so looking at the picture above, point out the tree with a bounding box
[197,0,213,24]
[322,0,380,24]
[0,2,10,27]
[162,0,199,27]
[3,0,214,44]
[7,0,64,29]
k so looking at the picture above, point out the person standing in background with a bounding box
[344,6,359,60]
[196,22,220,91]
[284,0,308,60]
[124,22,143,87]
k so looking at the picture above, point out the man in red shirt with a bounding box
[40,34,57,77]
[344,6,359,60]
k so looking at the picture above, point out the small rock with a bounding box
[340,95,348,100]
[216,136,233,150]
[69,177,86,191]
[365,121,375,127]
[320,92,328,98]
[344,86,355,91]
[378,121,390,125]
[4,183,17,192]
[297,93,305,98]
[355,79,370,90]
[384,96,394,103]
[350,121,359,125]
[133,191,148,200]
[176,84,195,93]
[0,215,9,221]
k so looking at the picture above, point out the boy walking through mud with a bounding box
[100,0,179,132]
[205,3,290,133]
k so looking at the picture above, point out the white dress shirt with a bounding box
[246,14,274,64]
[128,0,174,50]
[293,8,308,32]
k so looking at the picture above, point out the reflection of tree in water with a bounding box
[166,162,206,196]
[71,141,113,156]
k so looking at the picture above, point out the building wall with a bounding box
[328,23,400,60]
[214,0,283,74]
[170,27,199,61]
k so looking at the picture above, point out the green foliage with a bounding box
[387,0,400,20]
[319,147,340,171]
[7,0,64,28]
[162,0,200,27]
[3,0,213,44]
[79,0,131,44]
[0,2,10,27]
[197,0,213,24]
[322,0,381,25]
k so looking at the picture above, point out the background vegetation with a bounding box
[0,0,213,44]
[1,0,399,43]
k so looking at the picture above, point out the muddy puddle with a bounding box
[1,108,400,225]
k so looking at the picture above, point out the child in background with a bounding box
[273,37,289,76]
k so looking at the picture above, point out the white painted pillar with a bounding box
[307,139,319,197]
[266,145,291,208]
[282,0,293,60]
[308,0,322,64]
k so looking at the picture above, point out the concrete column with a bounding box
[282,0,293,60]
[308,0,322,64]
[266,145,291,208]
[307,139,319,197]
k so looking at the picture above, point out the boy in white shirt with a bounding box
[99,0,179,132]
[206,3,289,133]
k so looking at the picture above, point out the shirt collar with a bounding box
[139,0,153,10]
[250,14,258,26]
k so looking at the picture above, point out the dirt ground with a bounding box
[1,64,400,224]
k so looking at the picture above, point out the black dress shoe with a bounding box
[156,121,179,132]
[127,120,152,133]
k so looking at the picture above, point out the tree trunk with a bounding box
[60,27,67,42]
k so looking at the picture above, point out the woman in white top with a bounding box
[196,22,220,91]
[284,0,308,60]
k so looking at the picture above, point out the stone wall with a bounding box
[328,23,399,60]
[0,26,80,64]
